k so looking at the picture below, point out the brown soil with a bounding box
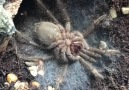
[0,39,34,90]
[90,0,129,90]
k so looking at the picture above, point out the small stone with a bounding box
[122,7,129,14]
[99,41,107,50]
[37,69,44,76]
[48,86,55,90]
[7,73,18,83]
[48,86,53,90]
[31,81,40,88]
[28,66,38,76]
[109,7,117,18]
[14,81,29,90]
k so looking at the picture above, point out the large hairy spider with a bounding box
[26,0,120,78]
[0,0,120,89]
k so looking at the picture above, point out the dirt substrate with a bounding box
[0,40,34,90]
[90,1,129,89]
[0,0,129,90]
[90,6,129,90]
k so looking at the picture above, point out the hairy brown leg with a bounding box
[36,0,59,24]
[13,30,54,66]
[88,47,120,56]
[79,52,96,63]
[55,64,68,90]
[83,14,108,37]
[56,0,71,31]
[60,46,69,63]
[15,30,46,49]
[81,49,102,58]
[79,57,103,79]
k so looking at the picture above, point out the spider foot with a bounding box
[83,14,108,37]
[79,57,104,79]
[104,49,120,56]
[99,41,120,56]
[89,41,120,56]
[79,52,97,63]
[89,47,120,56]
[17,54,53,77]
[55,65,68,90]
[80,49,102,63]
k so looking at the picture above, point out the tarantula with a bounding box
[0,0,120,89]
[20,0,120,79]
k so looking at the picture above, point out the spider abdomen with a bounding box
[34,22,61,45]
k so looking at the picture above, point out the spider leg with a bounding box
[54,44,65,61]
[104,49,121,56]
[56,0,71,31]
[19,54,53,61]
[88,47,120,56]
[72,37,89,50]
[55,64,68,90]
[81,49,102,58]
[13,36,46,73]
[71,32,90,49]
[14,38,45,76]
[60,46,69,64]
[79,52,96,63]
[79,56,103,79]
[83,14,108,37]
[15,54,49,76]
[17,53,53,65]
[36,0,59,24]
[17,54,52,76]
[66,46,80,62]
[15,30,46,49]
[83,40,90,49]
[54,47,61,60]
